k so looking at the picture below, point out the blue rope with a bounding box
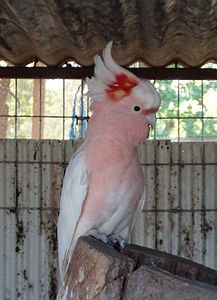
[69,85,81,140]
[69,83,88,140]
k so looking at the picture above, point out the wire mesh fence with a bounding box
[0,139,217,300]
[152,79,217,141]
[0,65,217,299]
[1,76,217,141]
[0,78,87,140]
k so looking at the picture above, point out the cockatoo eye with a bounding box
[133,105,141,112]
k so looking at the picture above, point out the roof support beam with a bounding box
[0,66,217,80]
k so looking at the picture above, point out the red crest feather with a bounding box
[106,74,138,101]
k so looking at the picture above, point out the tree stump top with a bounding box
[57,237,217,300]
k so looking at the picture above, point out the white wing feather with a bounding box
[57,147,89,279]
[131,188,146,230]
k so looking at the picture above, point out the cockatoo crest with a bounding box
[107,73,138,101]
[86,41,160,116]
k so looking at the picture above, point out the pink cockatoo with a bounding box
[57,41,161,280]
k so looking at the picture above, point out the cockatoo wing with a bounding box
[131,188,146,231]
[57,147,89,279]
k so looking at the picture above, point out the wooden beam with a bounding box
[0,66,93,79]
[0,66,217,80]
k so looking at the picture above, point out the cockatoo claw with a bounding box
[85,228,109,244]
[108,234,127,251]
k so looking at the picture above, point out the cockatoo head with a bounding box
[86,41,161,143]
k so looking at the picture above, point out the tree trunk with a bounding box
[57,236,217,300]
[0,79,10,138]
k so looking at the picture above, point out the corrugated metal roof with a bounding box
[0,140,217,299]
[0,1,217,67]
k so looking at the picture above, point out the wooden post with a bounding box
[0,78,10,138]
[32,78,45,138]
[56,237,217,299]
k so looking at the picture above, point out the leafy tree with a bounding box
[153,79,217,140]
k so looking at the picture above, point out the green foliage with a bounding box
[153,79,217,140]
[6,79,34,138]
[6,79,82,139]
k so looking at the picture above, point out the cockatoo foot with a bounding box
[85,228,109,244]
[108,234,127,251]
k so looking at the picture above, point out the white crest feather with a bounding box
[94,54,115,83]
[102,41,138,81]
[86,41,139,102]
[132,82,160,109]
[86,40,161,116]
[86,77,106,99]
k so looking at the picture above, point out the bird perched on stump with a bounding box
[58,41,161,281]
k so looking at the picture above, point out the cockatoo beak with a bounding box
[145,113,156,127]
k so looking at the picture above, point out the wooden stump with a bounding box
[56,236,135,299]
[57,237,217,300]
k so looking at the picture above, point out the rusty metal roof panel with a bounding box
[0,1,217,67]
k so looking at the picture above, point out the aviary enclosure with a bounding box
[1,72,217,299]
[0,1,217,299]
